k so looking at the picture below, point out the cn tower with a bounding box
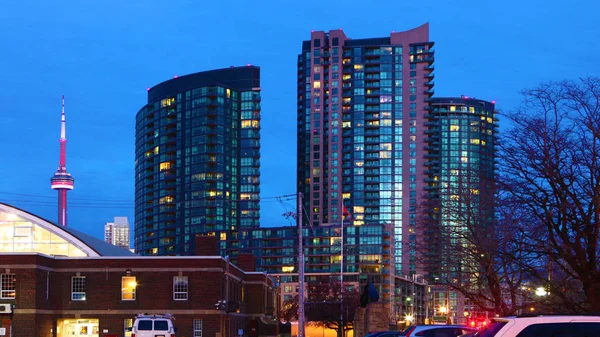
[50,95,74,226]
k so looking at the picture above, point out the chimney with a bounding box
[195,235,219,256]
[236,253,256,272]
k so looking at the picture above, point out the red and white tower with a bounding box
[50,95,75,226]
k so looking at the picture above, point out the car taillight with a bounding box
[171,334,175,337]
[131,334,135,337]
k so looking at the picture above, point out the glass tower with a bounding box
[135,67,261,256]
[297,24,434,275]
[423,97,497,280]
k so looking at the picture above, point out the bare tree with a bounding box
[498,77,600,312]
[419,170,537,316]
[280,279,360,337]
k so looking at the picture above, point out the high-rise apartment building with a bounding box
[423,97,497,281]
[135,67,261,256]
[104,216,131,250]
[297,24,434,275]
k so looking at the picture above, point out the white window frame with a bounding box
[0,273,16,299]
[193,319,203,337]
[173,276,188,300]
[71,275,86,301]
[121,276,136,301]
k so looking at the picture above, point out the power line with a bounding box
[0,191,134,202]
[0,191,296,204]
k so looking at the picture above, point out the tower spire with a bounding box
[51,95,75,226]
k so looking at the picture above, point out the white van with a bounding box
[132,313,176,337]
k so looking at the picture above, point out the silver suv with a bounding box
[473,315,600,337]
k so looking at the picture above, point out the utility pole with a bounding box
[298,192,306,337]
[340,214,344,337]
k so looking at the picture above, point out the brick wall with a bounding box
[1,254,276,337]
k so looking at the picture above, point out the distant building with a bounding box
[134,67,261,256]
[104,216,130,249]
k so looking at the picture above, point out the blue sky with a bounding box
[0,0,598,241]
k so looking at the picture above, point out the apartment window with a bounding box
[0,273,15,299]
[193,319,203,337]
[71,276,86,301]
[173,276,188,300]
[121,276,136,301]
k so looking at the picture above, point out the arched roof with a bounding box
[0,202,135,257]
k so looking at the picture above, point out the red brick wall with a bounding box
[236,254,256,272]
[195,235,219,256]
[1,254,276,337]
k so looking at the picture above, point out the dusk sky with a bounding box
[0,0,598,241]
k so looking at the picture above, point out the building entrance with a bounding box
[57,318,99,337]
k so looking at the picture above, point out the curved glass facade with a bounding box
[0,204,90,257]
[424,97,497,280]
[135,67,261,256]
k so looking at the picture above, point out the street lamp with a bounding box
[535,287,548,297]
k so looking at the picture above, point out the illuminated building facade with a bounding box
[135,67,261,256]
[423,97,497,287]
[104,216,130,250]
[297,24,434,276]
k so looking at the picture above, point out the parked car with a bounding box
[132,313,176,337]
[470,315,600,337]
[402,325,478,337]
[364,331,404,337]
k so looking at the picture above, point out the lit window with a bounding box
[379,151,391,159]
[161,97,175,107]
[354,64,363,71]
[450,106,456,112]
[1,273,15,299]
[449,125,460,131]
[124,319,133,337]
[193,319,203,337]
[71,276,86,301]
[121,276,136,301]
[173,276,188,301]
[470,139,480,145]
[159,162,171,171]
[159,196,173,204]
[313,81,321,89]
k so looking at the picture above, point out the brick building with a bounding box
[0,203,278,337]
